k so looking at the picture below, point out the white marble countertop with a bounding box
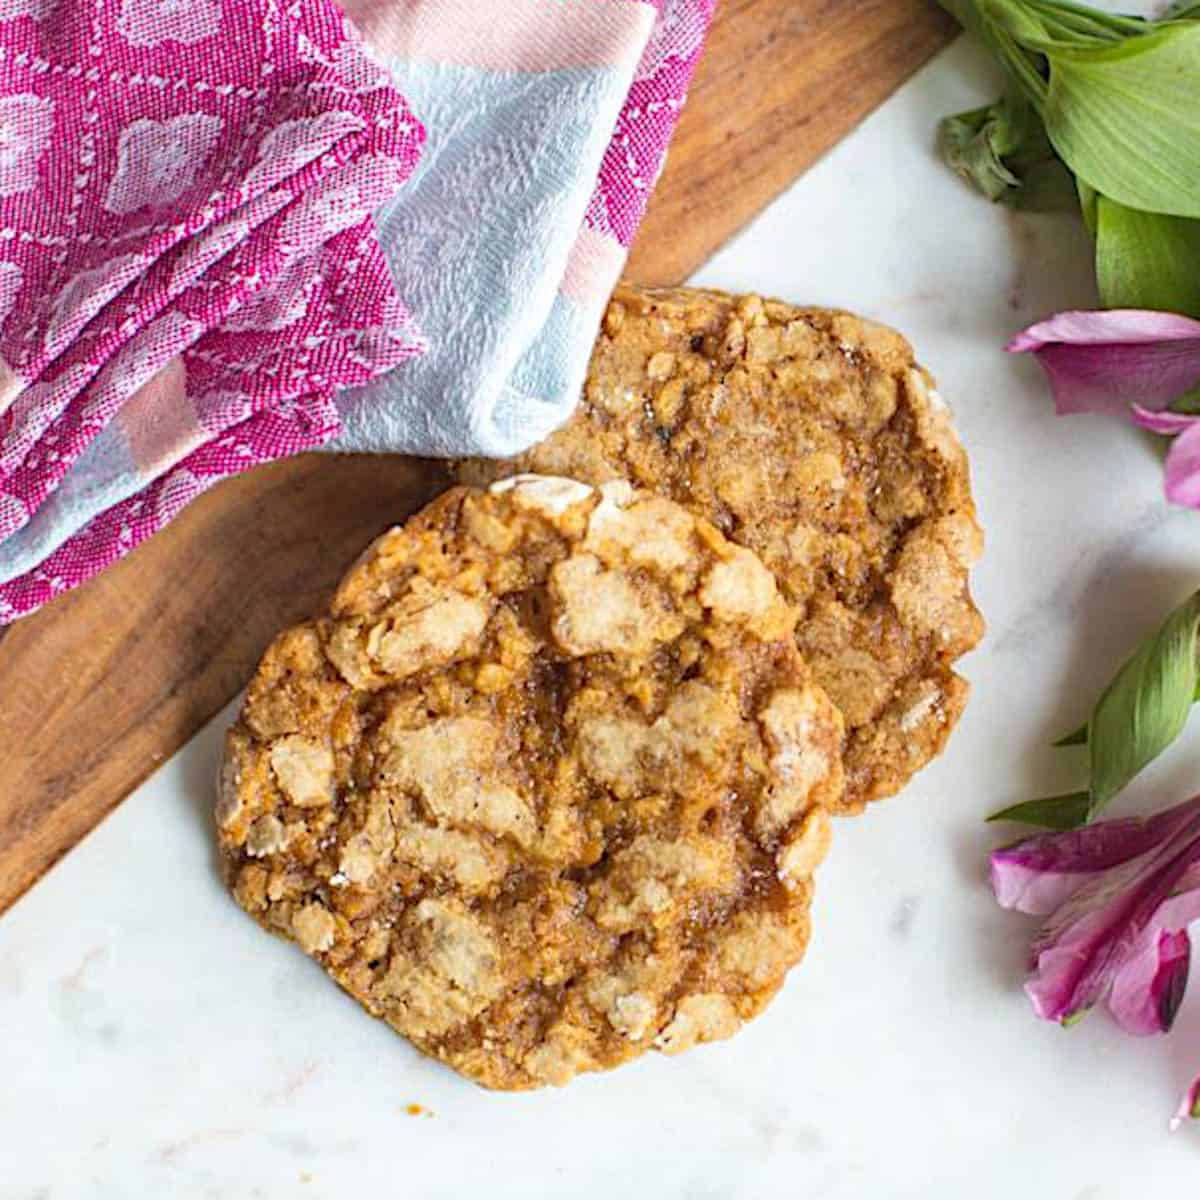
[6,32,1200,1199]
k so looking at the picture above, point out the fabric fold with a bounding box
[0,0,425,619]
[332,0,714,458]
[0,0,716,623]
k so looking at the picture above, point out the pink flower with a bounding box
[1009,310,1200,508]
[992,796,1200,1121]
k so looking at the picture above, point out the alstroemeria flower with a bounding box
[991,795,1200,1032]
[993,795,1200,1125]
[1009,310,1200,509]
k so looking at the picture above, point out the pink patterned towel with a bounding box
[0,0,713,624]
[0,0,424,621]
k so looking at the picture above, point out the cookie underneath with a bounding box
[458,286,984,811]
[217,477,844,1089]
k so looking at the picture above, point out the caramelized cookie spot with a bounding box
[383,717,536,849]
[269,735,334,808]
[550,553,684,658]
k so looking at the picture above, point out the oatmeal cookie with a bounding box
[458,286,984,810]
[217,477,844,1090]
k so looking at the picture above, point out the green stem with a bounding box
[1023,0,1149,37]
[984,0,1055,43]
[989,23,1050,112]
[1025,12,1113,44]
[938,0,990,39]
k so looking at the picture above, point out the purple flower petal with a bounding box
[1008,309,1200,417]
[1009,311,1200,351]
[994,796,1200,1122]
[1024,910,1112,1021]
[1131,405,1200,435]
[991,797,1200,916]
[1026,850,1198,1024]
[1108,928,1190,1036]
[1012,799,1200,1025]
[1163,422,1200,510]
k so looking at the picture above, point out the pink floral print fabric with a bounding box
[0,0,714,623]
[587,0,714,249]
[0,0,424,621]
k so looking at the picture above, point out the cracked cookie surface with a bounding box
[458,286,984,810]
[217,477,843,1089]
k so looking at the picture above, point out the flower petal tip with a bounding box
[1131,405,1200,436]
[1162,424,1200,510]
[1172,1076,1200,1132]
[1006,331,1040,354]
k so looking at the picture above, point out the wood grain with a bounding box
[625,0,956,284]
[0,0,956,915]
[0,457,451,910]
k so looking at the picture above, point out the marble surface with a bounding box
[6,32,1200,1199]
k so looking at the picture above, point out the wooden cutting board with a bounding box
[0,0,956,915]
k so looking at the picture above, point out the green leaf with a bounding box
[1043,25,1200,220]
[1024,1,1142,44]
[979,1,1056,46]
[1088,591,1200,815]
[1054,723,1088,747]
[1047,661,1200,753]
[988,792,1093,830]
[939,102,1023,203]
[1095,195,1200,319]
[939,91,1074,211]
[1040,627,1200,788]
[1077,178,1098,236]
[938,2,1051,108]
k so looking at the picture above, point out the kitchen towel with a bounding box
[0,0,425,621]
[0,0,714,622]
[331,0,714,457]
